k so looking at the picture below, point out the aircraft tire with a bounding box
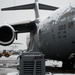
[62,61,74,70]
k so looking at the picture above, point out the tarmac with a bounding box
[0,55,19,75]
[0,55,75,75]
[0,68,18,75]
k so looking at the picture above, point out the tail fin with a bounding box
[1,0,58,22]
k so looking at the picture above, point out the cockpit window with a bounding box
[61,11,74,19]
[60,7,75,21]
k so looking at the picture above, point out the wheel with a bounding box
[62,61,74,70]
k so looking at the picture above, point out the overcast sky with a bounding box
[0,0,75,51]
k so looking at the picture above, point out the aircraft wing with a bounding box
[11,20,36,33]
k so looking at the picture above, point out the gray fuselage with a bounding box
[34,6,75,61]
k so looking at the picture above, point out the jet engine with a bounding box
[0,24,16,46]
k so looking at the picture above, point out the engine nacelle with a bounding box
[0,24,16,46]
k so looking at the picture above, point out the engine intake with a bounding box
[0,24,15,46]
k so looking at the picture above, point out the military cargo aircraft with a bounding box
[0,0,75,69]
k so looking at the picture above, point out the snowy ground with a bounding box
[0,55,75,75]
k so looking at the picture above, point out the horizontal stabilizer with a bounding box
[39,3,58,10]
[11,20,36,33]
[1,3,58,11]
[1,3,35,11]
